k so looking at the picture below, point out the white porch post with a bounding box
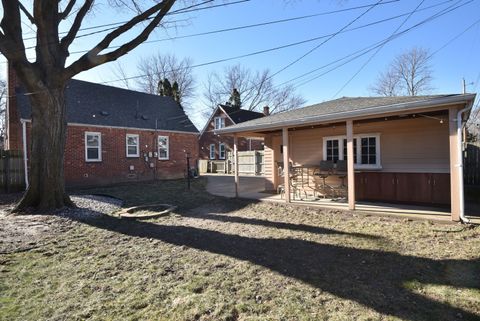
[282,127,291,203]
[234,134,239,198]
[346,120,355,210]
[448,108,460,221]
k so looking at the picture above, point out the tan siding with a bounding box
[271,116,450,175]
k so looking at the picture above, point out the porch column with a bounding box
[448,108,460,221]
[282,127,291,203]
[346,120,355,210]
[234,134,239,198]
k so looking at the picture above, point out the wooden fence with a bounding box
[464,143,480,185]
[199,151,265,176]
[0,150,25,193]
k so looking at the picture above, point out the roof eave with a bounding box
[215,94,477,135]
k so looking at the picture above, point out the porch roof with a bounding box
[215,94,476,134]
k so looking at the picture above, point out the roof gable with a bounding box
[16,79,198,133]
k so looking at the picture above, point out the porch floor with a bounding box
[204,174,480,224]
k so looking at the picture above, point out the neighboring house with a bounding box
[199,104,267,160]
[216,94,477,222]
[5,67,199,187]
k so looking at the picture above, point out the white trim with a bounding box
[20,119,199,136]
[214,116,226,130]
[126,134,140,157]
[199,106,221,137]
[199,105,236,138]
[21,120,29,189]
[323,133,382,169]
[209,144,216,160]
[216,94,477,134]
[219,143,226,160]
[85,131,102,162]
[158,135,169,160]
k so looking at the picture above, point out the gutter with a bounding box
[457,101,474,223]
[21,120,29,189]
[216,94,477,135]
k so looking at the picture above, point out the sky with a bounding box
[1,0,480,129]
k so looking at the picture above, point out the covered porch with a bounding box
[215,95,477,223]
[205,174,480,224]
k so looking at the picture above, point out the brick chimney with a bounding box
[263,106,270,116]
[5,61,22,150]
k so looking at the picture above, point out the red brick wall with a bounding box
[199,109,264,159]
[25,124,199,187]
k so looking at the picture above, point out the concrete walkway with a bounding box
[205,174,480,224]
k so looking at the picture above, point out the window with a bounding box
[323,134,381,169]
[214,117,225,129]
[219,143,226,159]
[325,139,339,162]
[209,144,216,160]
[85,132,101,162]
[158,136,169,160]
[126,134,139,157]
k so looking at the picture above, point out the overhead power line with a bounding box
[284,0,474,91]
[331,0,427,98]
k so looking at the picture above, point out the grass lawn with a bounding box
[1,177,479,321]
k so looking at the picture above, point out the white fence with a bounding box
[199,151,264,176]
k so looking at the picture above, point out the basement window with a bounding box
[85,132,102,162]
[126,134,139,157]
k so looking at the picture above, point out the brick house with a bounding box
[6,68,199,187]
[199,104,267,160]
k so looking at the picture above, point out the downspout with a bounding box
[457,102,473,223]
[21,120,29,189]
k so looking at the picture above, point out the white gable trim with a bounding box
[199,105,236,138]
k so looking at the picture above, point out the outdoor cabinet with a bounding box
[355,172,450,206]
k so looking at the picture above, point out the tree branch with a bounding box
[59,0,77,20]
[60,0,93,52]
[17,1,35,24]
[64,0,176,79]
[0,0,28,62]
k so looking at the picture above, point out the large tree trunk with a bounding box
[14,83,73,212]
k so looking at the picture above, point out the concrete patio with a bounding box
[205,174,480,224]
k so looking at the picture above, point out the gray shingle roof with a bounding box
[220,105,265,123]
[217,94,475,133]
[16,79,198,133]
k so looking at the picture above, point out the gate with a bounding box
[0,150,25,193]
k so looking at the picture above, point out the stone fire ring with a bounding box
[117,203,177,219]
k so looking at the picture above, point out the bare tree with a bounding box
[369,69,400,97]
[0,0,179,211]
[136,52,195,104]
[204,64,305,114]
[370,47,433,96]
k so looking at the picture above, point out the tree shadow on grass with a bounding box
[180,211,382,239]
[69,211,479,321]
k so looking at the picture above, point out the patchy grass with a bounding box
[1,177,479,321]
